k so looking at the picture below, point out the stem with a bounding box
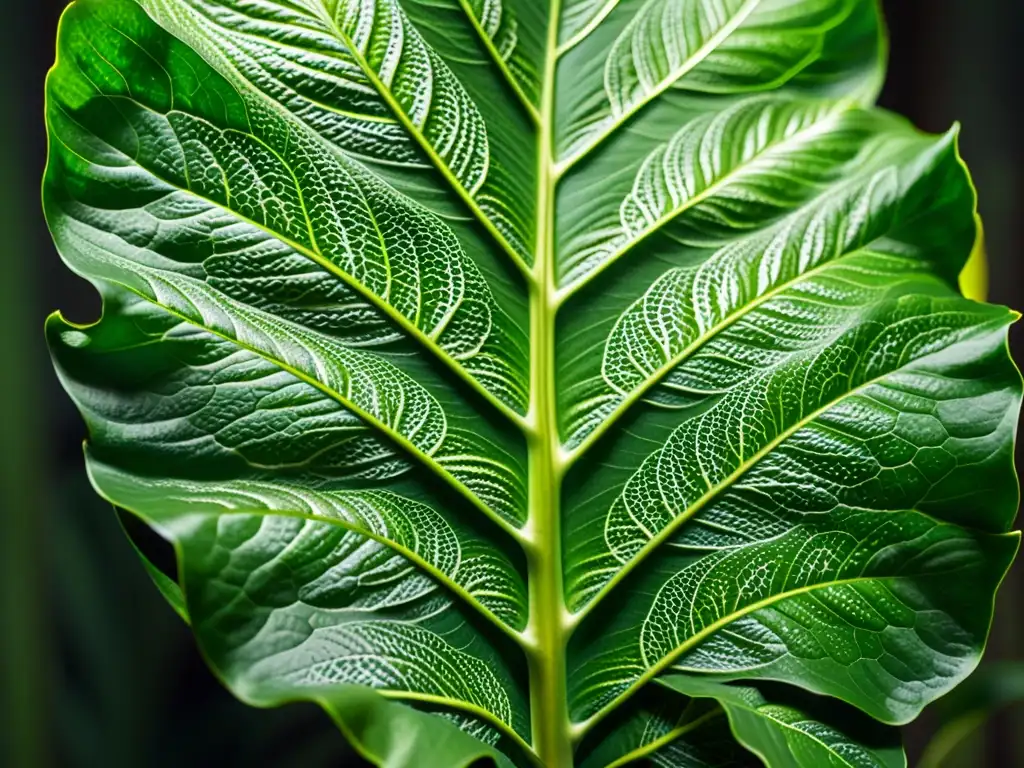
[525,2,573,765]
[524,420,571,767]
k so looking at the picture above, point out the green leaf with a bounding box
[43,0,1020,767]
[252,683,519,768]
[659,677,905,768]
[575,687,755,768]
[120,515,190,624]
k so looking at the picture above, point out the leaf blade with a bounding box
[567,303,1020,728]
[43,0,1022,765]
[660,677,906,768]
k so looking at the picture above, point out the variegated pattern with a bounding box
[44,1,1019,767]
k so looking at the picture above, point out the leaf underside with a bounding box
[44,0,1020,767]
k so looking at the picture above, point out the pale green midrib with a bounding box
[553,104,849,297]
[95,493,527,645]
[50,96,529,430]
[601,707,725,768]
[562,248,927,461]
[312,2,536,281]
[552,0,762,176]
[52,257,526,544]
[522,0,574,765]
[454,0,541,124]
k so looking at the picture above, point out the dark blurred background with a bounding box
[1,2,1021,766]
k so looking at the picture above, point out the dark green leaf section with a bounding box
[46,294,534,752]
[783,0,885,101]
[568,306,1021,724]
[576,687,755,768]
[46,293,530,628]
[48,0,530,415]
[554,0,856,165]
[558,113,974,450]
[661,678,905,768]
[559,73,1022,749]
[166,507,522,723]
[553,0,885,288]
[122,521,190,624]
[137,0,541,265]
[313,685,518,768]
[47,0,531,526]
[44,1,539,763]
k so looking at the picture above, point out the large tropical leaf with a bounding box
[44,0,1020,766]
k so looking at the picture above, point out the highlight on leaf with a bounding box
[43,0,1020,767]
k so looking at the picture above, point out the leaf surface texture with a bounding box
[45,0,1020,766]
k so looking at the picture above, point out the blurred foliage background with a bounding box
[1,1,1021,766]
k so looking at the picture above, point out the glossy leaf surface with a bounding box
[44,0,1020,766]
[660,677,905,768]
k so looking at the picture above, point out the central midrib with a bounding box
[523,0,574,766]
